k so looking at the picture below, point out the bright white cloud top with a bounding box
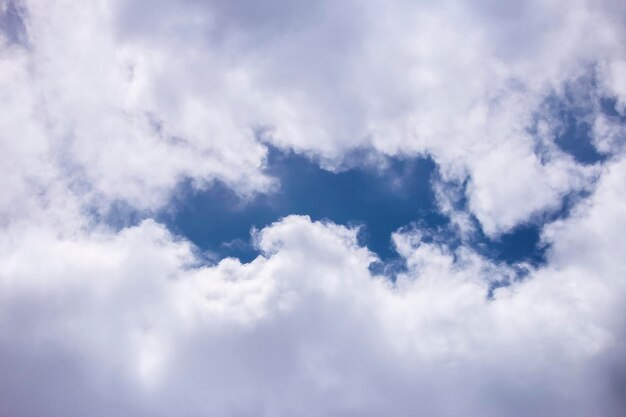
[0,0,625,416]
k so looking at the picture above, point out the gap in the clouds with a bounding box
[160,149,443,265]
[429,178,549,267]
[156,148,556,280]
[553,105,605,165]
[475,196,577,266]
[538,76,625,165]
[600,97,626,121]
[481,188,594,297]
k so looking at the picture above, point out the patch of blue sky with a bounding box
[161,149,442,264]
[553,105,606,165]
[160,149,555,274]
[537,73,624,165]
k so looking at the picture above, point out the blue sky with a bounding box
[163,150,439,262]
[163,148,550,271]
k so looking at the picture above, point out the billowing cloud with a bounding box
[3,0,625,225]
[0,0,625,416]
[2,158,626,415]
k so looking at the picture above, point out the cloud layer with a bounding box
[0,0,625,416]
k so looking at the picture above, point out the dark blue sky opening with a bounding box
[159,148,558,276]
[161,149,443,264]
[537,75,624,165]
[554,107,605,165]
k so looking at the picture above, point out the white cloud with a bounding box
[1,159,626,414]
[1,0,625,415]
[2,0,623,228]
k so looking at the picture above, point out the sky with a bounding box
[160,148,546,269]
[0,0,625,416]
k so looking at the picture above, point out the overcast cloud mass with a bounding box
[1,0,626,416]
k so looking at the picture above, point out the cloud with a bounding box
[2,157,626,415]
[0,0,625,416]
[2,0,623,227]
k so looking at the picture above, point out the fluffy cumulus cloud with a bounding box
[0,0,625,416]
